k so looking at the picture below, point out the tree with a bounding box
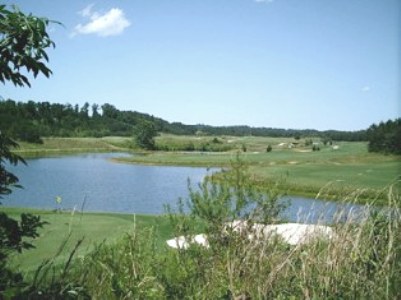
[0,131,47,293]
[91,103,100,118]
[0,4,56,295]
[0,132,25,196]
[0,5,58,87]
[367,119,401,155]
[80,102,90,119]
[134,120,157,150]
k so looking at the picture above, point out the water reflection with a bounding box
[281,196,371,224]
[4,153,376,224]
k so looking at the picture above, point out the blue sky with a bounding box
[1,0,400,131]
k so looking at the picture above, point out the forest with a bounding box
[2,98,400,154]
[366,118,401,155]
[0,98,370,142]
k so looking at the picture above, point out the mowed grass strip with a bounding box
[118,138,401,199]
[3,207,171,273]
[13,136,401,200]
[15,137,131,157]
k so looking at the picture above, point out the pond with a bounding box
[3,153,367,223]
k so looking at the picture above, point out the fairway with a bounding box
[13,136,401,203]
[14,137,131,157]
[117,137,401,202]
[4,207,171,273]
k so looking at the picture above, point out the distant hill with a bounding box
[0,99,367,143]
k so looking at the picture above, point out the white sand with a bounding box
[167,222,334,249]
[252,223,334,245]
[166,234,209,249]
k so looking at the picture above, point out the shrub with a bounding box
[12,156,401,298]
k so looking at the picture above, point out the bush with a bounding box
[10,156,401,298]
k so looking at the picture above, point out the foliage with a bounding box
[367,118,401,155]
[0,213,47,292]
[155,136,233,152]
[0,132,47,296]
[0,5,58,87]
[12,160,401,299]
[189,153,286,226]
[266,144,272,152]
[133,119,157,150]
[305,138,313,146]
[0,99,370,143]
[0,4,55,297]
[0,131,25,196]
[321,136,332,146]
[312,144,320,151]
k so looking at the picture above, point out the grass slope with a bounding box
[14,137,131,157]
[3,207,170,273]
[13,136,401,202]
[118,137,401,202]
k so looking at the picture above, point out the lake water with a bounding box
[3,153,367,223]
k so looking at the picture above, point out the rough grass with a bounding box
[3,207,171,274]
[10,176,401,299]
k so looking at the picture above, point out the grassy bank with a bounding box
[3,207,170,274]
[4,164,401,299]
[14,137,132,158]
[13,135,401,203]
[118,136,401,204]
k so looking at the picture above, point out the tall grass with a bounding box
[10,157,401,299]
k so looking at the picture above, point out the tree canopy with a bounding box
[133,119,157,150]
[367,119,401,155]
[0,4,55,295]
[0,132,25,196]
[0,99,369,143]
[0,5,58,87]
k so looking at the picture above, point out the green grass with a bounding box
[15,137,132,157]
[3,159,401,298]
[117,137,401,202]
[156,134,297,153]
[13,135,401,202]
[3,207,171,273]
[8,174,400,299]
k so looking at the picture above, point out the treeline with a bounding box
[0,100,170,142]
[191,125,367,141]
[1,99,367,142]
[367,119,401,155]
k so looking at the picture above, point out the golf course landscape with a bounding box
[124,135,400,200]
[5,207,172,273]
[1,1,400,298]
[14,135,401,203]
[4,136,401,298]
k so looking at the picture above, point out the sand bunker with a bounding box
[166,222,334,249]
[166,234,209,249]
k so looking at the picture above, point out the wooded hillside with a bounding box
[0,99,370,143]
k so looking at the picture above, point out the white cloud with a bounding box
[73,5,131,37]
[79,4,95,18]
[361,86,371,92]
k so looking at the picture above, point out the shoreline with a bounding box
[12,142,399,206]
